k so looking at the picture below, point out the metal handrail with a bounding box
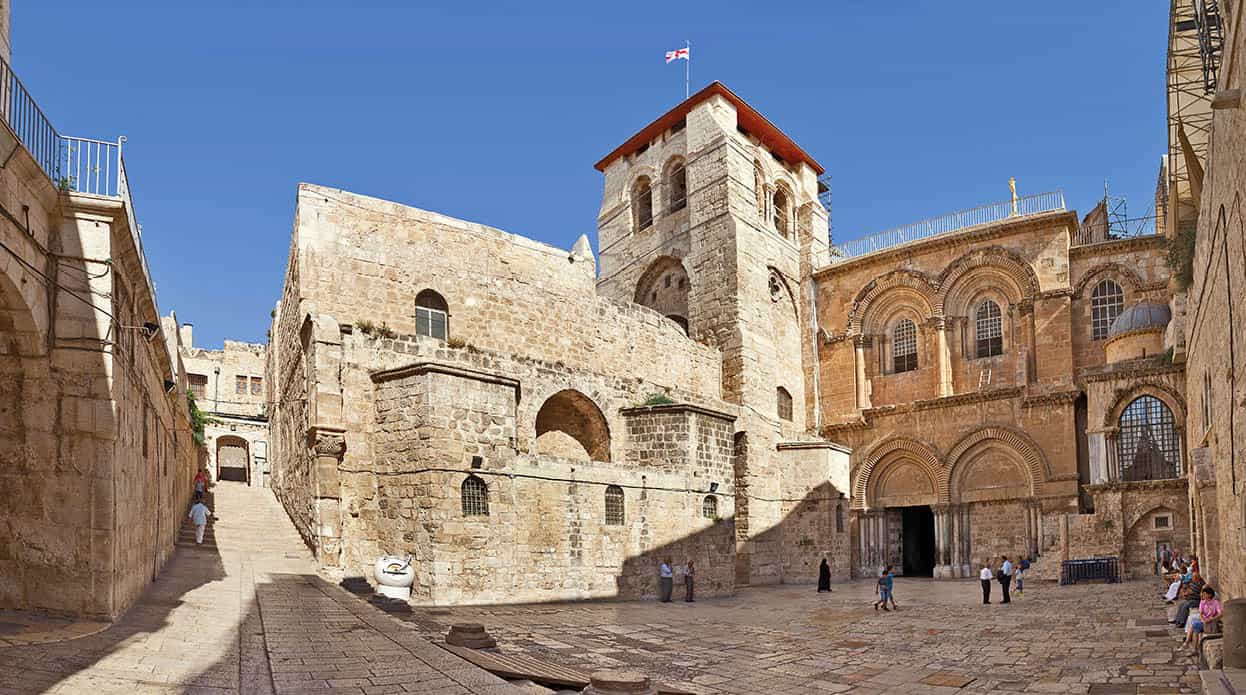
[831,191,1066,260]
[0,55,157,315]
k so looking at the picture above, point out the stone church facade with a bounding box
[268,81,1189,603]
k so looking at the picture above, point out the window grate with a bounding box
[975,301,1003,358]
[1091,280,1124,341]
[892,319,918,373]
[1117,396,1181,481]
[461,475,490,516]
[605,485,625,525]
[776,387,793,421]
[702,494,718,519]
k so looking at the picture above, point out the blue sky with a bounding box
[11,1,1168,349]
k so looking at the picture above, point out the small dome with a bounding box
[1109,302,1171,337]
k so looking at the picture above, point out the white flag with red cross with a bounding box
[665,47,689,63]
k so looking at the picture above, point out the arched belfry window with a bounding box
[461,475,489,516]
[416,290,448,340]
[772,187,791,238]
[975,300,1003,358]
[702,494,718,519]
[1091,279,1124,341]
[776,387,793,421]
[1117,396,1181,481]
[633,177,653,231]
[605,485,625,525]
[753,161,766,221]
[667,161,687,212]
[892,319,918,373]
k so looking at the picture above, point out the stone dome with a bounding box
[1108,302,1171,337]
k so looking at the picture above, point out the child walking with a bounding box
[873,565,895,611]
[188,499,211,545]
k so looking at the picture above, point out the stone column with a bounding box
[310,427,346,568]
[958,504,973,576]
[936,318,954,397]
[854,336,870,410]
[932,504,954,578]
[1019,300,1037,383]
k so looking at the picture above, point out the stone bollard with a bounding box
[1224,598,1246,669]
[445,623,497,649]
[582,670,657,695]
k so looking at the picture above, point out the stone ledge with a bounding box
[369,360,522,391]
[776,439,852,454]
[618,402,736,422]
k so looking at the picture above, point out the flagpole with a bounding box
[685,40,690,99]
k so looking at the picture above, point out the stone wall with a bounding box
[0,140,197,618]
[1182,2,1246,600]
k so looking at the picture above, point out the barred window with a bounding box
[772,187,791,238]
[975,300,1003,358]
[702,494,718,519]
[188,373,207,400]
[667,162,687,212]
[235,375,248,395]
[892,319,918,373]
[605,485,625,525]
[416,289,448,341]
[836,504,844,533]
[1090,279,1124,340]
[250,376,263,396]
[633,177,653,230]
[776,387,793,421]
[461,475,489,516]
[1117,396,1181,481]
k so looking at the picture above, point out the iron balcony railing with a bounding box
[0,55,155,310]
[830,190,1066,260]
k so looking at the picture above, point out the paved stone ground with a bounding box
[399,579,1201,694]
[0,482,519,695]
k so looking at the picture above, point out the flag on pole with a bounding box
[665,47,690,63]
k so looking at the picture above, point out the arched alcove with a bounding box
[534,389,611,462]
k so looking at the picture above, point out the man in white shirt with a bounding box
[980,563,993,604]
[658,558,673,603]
[188,500,211,544]
[999,556,1013,604]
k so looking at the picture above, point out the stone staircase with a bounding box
[175,490,217,550]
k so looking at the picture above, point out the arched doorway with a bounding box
[0,267,51,610]
[216,435,250,483]
[534,390,611,462]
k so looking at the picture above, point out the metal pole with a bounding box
[685,40,690,99]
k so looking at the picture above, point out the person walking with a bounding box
[817,558,832,593]
[188,498,211,545]
[1015,556,1028,596]
[998,556,1013,604]
[658,558,674,603]
[980,561,993,605]
[873,565,894,611]
[684,559,695,602]
[193,467,209,502]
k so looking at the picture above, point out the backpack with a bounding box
[1020,559,1031,571]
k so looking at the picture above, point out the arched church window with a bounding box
[702,494,718,519]
[975,300,1003,358]
[1091,279,1124,341]
[893,319,918,373]
[461,475,489,516]
[772,186,791,238]
[633,177,653,231]
[416,289,448,341]
[776,386,793,421]
[1116,395,1181,481]
[605,485,625,525]
[667,160,687,212]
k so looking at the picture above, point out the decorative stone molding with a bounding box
[1078,359,1183,383]
[1020,389,1082,408]
[942,425,1051,501]
[1068,234,1165,259]
[846,268,937,334]
[853,435,944,507]
[1103,380,1187,428]
[934,246,1041,315]
[1071,261,1147,298]
[312,431,346,458]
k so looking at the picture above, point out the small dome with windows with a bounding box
[1108,303,1171,337]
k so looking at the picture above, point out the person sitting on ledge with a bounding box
[1171,570,1205,628]
[1183,586,1222,655]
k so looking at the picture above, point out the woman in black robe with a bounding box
[817,558,832,592]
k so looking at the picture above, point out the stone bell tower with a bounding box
[594,82,842,586]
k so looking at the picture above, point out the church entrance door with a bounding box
[900,505,935,577]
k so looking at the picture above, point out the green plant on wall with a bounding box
[1166,224,1196,289]
[641,392,676,406]
[186,389,216,447]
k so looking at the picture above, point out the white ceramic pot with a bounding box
[374,555,415,588]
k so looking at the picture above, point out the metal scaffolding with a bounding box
[1167,0,1224,236]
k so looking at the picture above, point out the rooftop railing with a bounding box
[830,190,1066,260]
[1,55,155,312]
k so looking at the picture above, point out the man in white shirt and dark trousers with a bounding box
[998,556,1013,604]
[980,563,993,604]
[188,500,211,544]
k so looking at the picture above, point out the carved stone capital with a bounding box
[310,429,347,459]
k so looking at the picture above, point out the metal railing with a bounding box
[831,190,1066,260]
[1,56,60,179]
[0,55,156,312]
